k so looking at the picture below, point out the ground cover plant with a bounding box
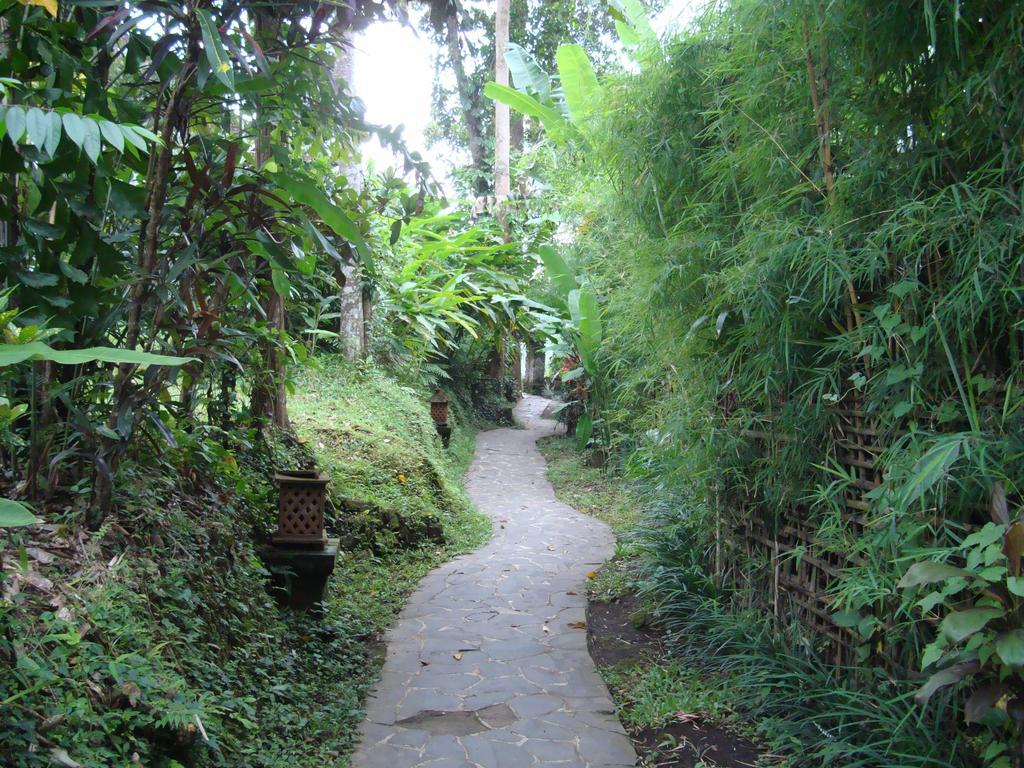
[0,355,486,767]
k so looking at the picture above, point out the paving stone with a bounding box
[351,396,637,768]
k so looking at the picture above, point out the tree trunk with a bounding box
[494,0,511,201]
[445,8,488,190]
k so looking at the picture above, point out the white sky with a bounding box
[351,0,702,186]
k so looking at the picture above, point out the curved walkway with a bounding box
[352,395,636,768]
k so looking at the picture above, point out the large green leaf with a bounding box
[995,630,1024,666]
[483,82,569,137]
[62,112,85,147]
[576,411,593,451]
[197,9,235,90]
[26,107,46,148]
[940,607,1003,643]
[914,661,978,704]
[897,561,972,589]
[555,44,602,125]
[609,0,656,45]
[0,342,196,367]
[0,498,40,528]
[576,288,602,350]
[538,245,577,297]
[271,173,373,272]
[506,43,550,102]
[6,105,26,142]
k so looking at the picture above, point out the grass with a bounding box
[537,435,640,602]
[539,433,971,765]
[600,661,736,731]
[538,434,758,755]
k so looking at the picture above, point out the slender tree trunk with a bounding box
[94,25,200,516]
[445,8,488,190]
[332,35,368,360]
[249,10,290,429]
[494,0,511,201]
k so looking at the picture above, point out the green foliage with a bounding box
[0,358,488,767]
[290,357,489,554]
[0,498,39,527]
[517,0,1024,762]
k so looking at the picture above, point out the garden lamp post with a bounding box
[430,388,452,448]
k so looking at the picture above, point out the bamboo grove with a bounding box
[493,0,1024,763]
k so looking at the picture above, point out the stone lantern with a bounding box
[261,469,338,612]
[429,388,452,448]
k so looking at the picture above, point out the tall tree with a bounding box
[494,0,511,200]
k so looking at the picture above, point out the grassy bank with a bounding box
[1,359,488,767]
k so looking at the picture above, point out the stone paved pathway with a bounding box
[351,395,636,768]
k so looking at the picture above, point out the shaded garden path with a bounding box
[352,395,636,768]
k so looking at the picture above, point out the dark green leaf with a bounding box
[898,561,973,588]
[914,662,978,704]
[197,9,235,90]
[940,607,1003,643]
[996,630,1024,666]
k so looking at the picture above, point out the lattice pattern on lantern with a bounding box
[273,470,329,547]
[429,388,450,425]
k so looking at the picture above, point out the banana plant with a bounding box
[484,43,603,145]
[538,245,603,449]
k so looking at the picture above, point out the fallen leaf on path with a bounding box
[586,571,598,579]
[453,653,462,661]
[566,591,577,595]
[568,621,587,630]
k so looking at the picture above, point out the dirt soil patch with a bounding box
[587,594,763,768]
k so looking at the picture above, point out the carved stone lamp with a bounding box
[429,388,452,448]
[273,469,330,548]
[261,469,338,613]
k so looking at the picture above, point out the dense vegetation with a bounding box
[5,0,1024,765]
[493,0,1023,765]
[0,1,538,765]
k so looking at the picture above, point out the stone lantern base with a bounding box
[435,423,452,448]
[259,538,340,613]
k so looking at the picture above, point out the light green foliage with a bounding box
[520,0,1024,763]
[600,661,735,731]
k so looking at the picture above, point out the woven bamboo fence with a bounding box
[720,406,885,666]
